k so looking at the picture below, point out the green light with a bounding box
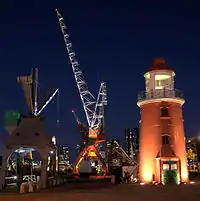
[13,112,20,120]
[5,111,21,120]
[5,113,10,119]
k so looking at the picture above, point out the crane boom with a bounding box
[91,82,107,128]
[36,88,59,116]
[56,9,96,127]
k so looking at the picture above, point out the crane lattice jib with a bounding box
[56,9,96,127]
[91,82,107,128]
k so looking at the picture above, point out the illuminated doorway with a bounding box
[162,160,179,184]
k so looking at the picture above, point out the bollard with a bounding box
[28,182,34,193]
[111,175,115,184]
[53,179,56,186]
[20,183,25,193]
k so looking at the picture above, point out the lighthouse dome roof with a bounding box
[147,58,173,72]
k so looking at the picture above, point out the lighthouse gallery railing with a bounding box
[137,89,184,102]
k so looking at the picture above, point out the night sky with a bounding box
[0,0,200,161]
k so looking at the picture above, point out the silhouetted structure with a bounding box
[124,128,139,160]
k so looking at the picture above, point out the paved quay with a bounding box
[0,182,200,201]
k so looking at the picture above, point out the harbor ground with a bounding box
[0,181,199,201]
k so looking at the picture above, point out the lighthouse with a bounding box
[137,58,188,184]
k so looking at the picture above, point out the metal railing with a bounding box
[137,89,184,102]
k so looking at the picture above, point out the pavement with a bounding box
[0,182,200,201]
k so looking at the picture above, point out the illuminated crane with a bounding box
[56,9,107,174]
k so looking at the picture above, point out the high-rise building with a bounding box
[137,58,188,184]
[59,145,69,161]
[76,143,86,156]
[76,144,81,156]
[106,140,122,168]
[59,145,70,171]
[186,138,199,172]
[106,140,120,154]
[124,128,139,160]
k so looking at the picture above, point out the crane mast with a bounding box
[56,9,96,127]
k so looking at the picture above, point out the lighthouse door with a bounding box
[162,161,178,184]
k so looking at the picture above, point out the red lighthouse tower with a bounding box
[137,58,188,184]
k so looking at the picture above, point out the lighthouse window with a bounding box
[155,74,171,90]
[156,80,162,87]
[155,80,164,89]
[161,107,168,117]
[162,135,170,145]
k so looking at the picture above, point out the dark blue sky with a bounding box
[1,0,200,160]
